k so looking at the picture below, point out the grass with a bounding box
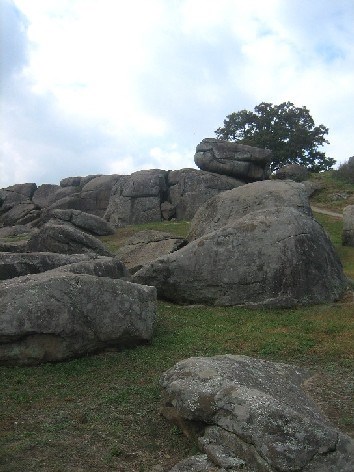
[1,174,354,471]
[100,220,190,253]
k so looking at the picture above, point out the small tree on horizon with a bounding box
[215,101,336,172]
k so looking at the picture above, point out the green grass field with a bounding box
[1,174,353,471]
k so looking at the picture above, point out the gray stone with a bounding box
[0,183,37,207]
[168,168,245,221]
[105,170,167,227]
[194,138,271,181]
[0,271,156,365]
[275,164,309,182]
[342,205,354,246]
[162,355,354,472]
[116,230,187,273]
[32,184,79,208]
[188,180,312,241]
[27,223,112,256]
[0,251,126,280]
[161,201,176,220]
[42,209,114,236]
[0,202,41,226]
[132,207,346,307]
[169,454,225,472]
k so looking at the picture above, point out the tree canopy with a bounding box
[215,102,335,172]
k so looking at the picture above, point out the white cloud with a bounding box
[1,0,354,188]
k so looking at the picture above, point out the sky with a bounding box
[1,0,354,188]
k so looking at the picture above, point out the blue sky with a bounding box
[1,0,354,187]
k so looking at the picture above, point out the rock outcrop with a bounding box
[275,163,309,182]
[161,355,354,472]
[132,181,346,307]
[0,271,156,365]
[115,230,187,274]
[0,252,127,280]
[194,138,271,181]
[41,208,114,236]
[27,222,112,256]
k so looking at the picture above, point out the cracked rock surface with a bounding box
[161,355,354,471]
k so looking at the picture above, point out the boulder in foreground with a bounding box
[0,271,156,365]
[161,355,354,472]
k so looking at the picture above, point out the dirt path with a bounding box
[311,206,343,218]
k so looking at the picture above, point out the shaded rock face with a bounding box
[194,138,271,181]
[0,253,127,281]
[161,355,354,472]
[0,271,156,365]
[342,205,354,246]
[168,168,244,221]
[27,223,112,256]
[105,170,168,227]
[133,207,346,307]
[115,230,187,274]
[188,180,312,241]
[275,164,309,182]
[41,209,114,236]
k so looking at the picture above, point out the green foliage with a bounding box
[335,156,354,184]
[215,101,335,172]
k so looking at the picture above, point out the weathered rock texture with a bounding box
[0,252,97,280]
[275,164,309,182]
[0,271,156,365]
[194,138,271,181]
[161,355,354,472]
[133,206,346,307]
[0,253,127,280]
[41,209,114,236]
[167,168,244,221]
[188,180,312,241]
[342,205,354,246]
[115,230,187,273]
[27,222,112,256]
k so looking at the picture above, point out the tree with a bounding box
[215,102,335,172]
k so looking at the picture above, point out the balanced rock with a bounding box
[162,355,354,472]
[194,138,271,181]
[27,222,111,256]
[0,271,156,365]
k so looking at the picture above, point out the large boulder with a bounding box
[168,168,245,221]
[0,271,156,365]
[0,252,98,280]
[194,138,271,181]
[132,207,346,307]
[41,209,114,236]
[49,174,120,217]
[188,180,312,241]
[32,184,77,208]
[342,205,354,246]
[0,252,127,280]
[27,222,112,256]
[116,230,187,273]
[275,164,309,182]
[161,355,354,472]
[105,170,167,227]
[0,202,41,226]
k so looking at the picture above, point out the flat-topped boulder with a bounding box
[41,208,114,236]
[194,138,271,181]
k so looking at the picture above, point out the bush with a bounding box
[336,157,354,183]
